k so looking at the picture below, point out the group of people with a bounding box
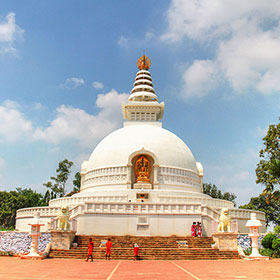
[86,238,139,262]
[191,221,202,237]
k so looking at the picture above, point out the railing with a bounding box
[16,206,60,218]
[211,219,239,234]
[48,195,128,207]
[158,196,234,208]
[48,217,77,231]
[16,202,266,228]
[48,194,234,209]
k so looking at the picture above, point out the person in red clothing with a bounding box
[197,222,202,237]
[105,238,112,260]
[133,243,139,261]
[191,222,196,237]
[86,238,94,262]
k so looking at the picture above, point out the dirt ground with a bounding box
[0,257,280,280]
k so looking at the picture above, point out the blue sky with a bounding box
[1,0,280,205]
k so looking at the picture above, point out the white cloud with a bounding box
[60,77,86,89]
[118,36,129,47]
[181,60,219,99]
[163,0,280,98]
[145,31,154,41]
[92,81,104,90]
[0,90,129,147]
[162,0,280,42]
[34,90,129,148]
[0,12,24,54]
[33,102,45,110]
[118,31,155,48]
[0,157,5,168]
[218,30,280,94]
[0,100,33,142]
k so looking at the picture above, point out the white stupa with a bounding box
[16,55,266,236]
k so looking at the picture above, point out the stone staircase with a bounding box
[49,235,240,260]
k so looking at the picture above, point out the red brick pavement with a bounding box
[0,257,279,280]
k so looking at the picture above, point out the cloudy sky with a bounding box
[1,0,280,205]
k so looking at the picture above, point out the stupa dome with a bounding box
[86,124,198,172]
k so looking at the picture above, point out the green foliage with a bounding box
[272,238,280,256]
[44,159,73,197]
[256,118,280,201]
[0,188,46,229]
[261,233,277,249]
[0,251,14,256]
[274,225,280,234]
[259,248,274,257]
[0,226,15,231]
[73,172,81,192]
[261,232,280,258]
[203,183,237,206]
[243,247,252,256]
[240,194,280,226]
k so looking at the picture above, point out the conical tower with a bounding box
[122,55,164,123]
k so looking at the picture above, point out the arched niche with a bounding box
[127,148,158,189]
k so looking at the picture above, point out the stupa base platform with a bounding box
[20,255,44,260]
[244,255,270,261]
[49,235,240,260]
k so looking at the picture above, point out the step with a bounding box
[49,235,240,260]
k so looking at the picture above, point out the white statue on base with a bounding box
[218,207,231,232]
[57,206,70,230]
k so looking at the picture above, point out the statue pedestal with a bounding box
[50,230,76,250]
[134,182,152,189]
[212,232,238,250]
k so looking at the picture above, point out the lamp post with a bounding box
[245,212,268,260]
[24,212,44,259]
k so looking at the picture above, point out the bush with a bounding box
[243,247,252,256]
[0,226,15,231]
[274,225,280,235]
[0,251,14,256]
[272,238,280,257]
[261,233,277,249]
[259,248,274,257]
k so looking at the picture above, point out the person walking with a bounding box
[86,238,94,262]
[105,238,112,260]
[133,243,139,260]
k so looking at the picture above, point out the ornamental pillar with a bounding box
[153,164,159,189]
[126,164,132,189]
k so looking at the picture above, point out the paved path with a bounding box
[0,257,280,280]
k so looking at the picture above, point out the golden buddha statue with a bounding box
[135,155,151,183]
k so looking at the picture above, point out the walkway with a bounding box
[0,257,279,280]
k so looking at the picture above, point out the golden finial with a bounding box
[137,54,151,70]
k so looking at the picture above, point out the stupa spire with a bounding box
[129,54,157,102]
[122,55,165,123]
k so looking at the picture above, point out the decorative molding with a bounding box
[127,148,158,165]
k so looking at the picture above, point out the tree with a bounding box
[43,190,51,204]
[203,183,237,206]
[73,172,81,192]
[0,188,46,229]
[256,118,280,201]
[239,194,280,226]
[65,172,81,197]
[44,159,73,197]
